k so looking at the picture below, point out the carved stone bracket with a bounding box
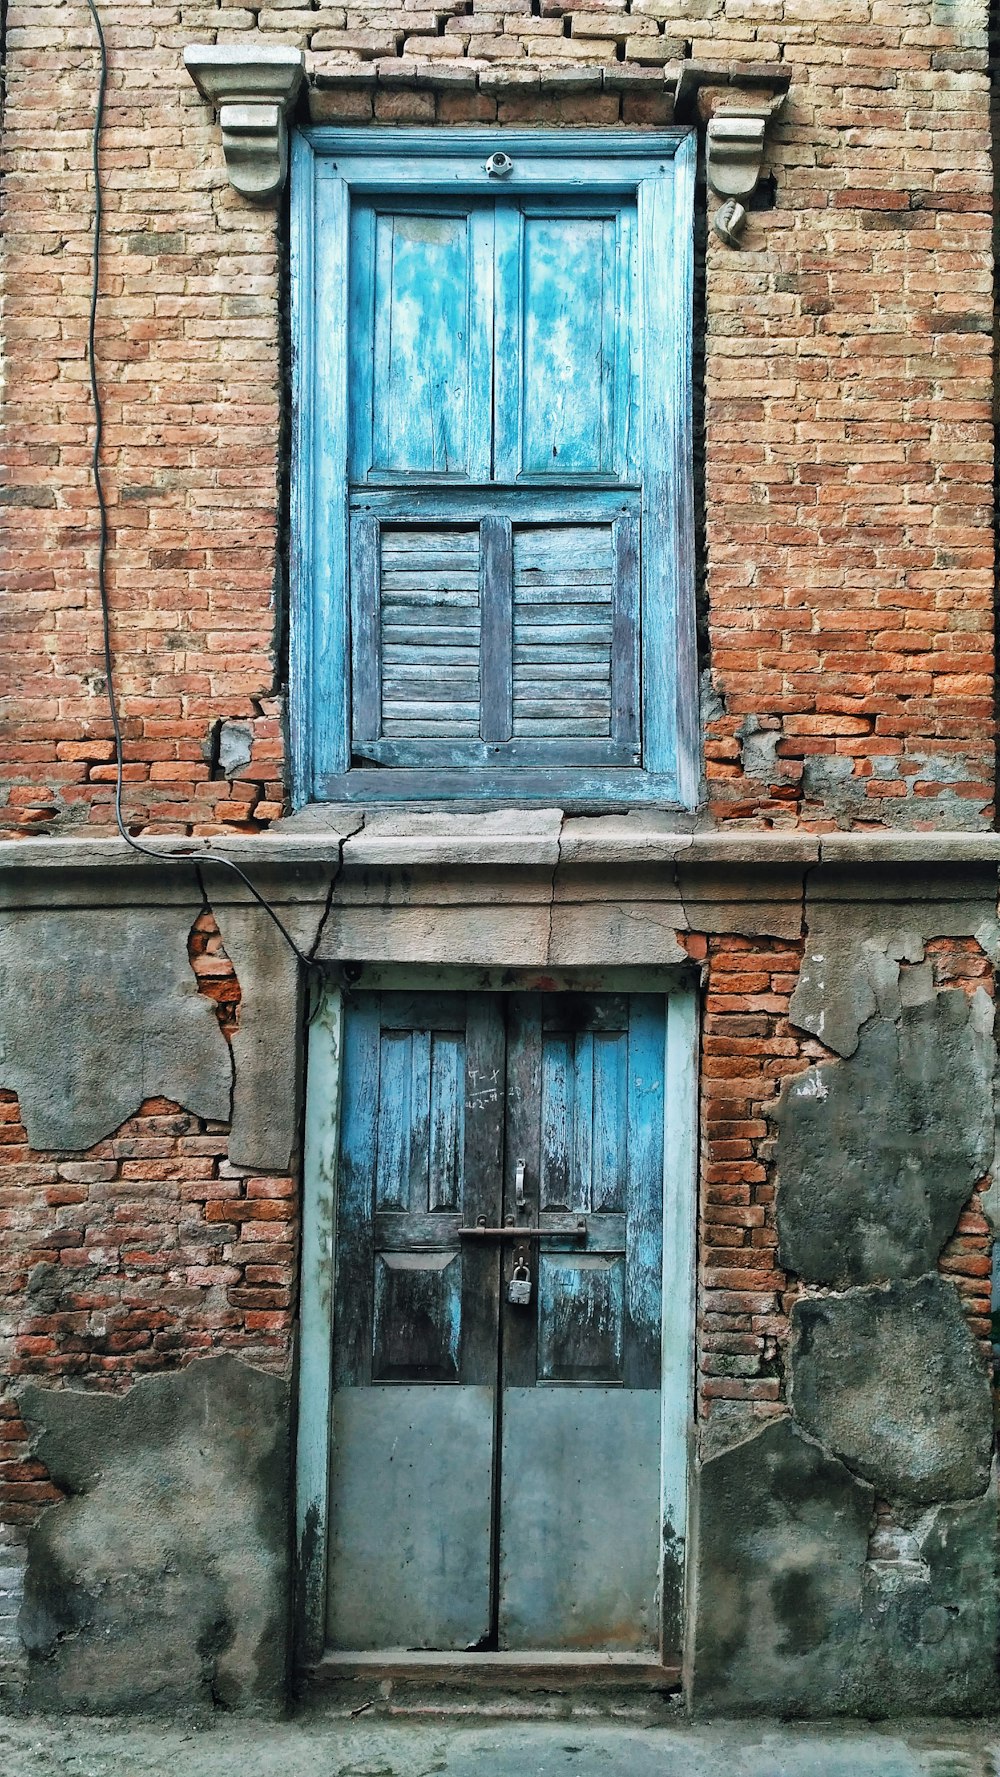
[674,63,790,247]
[184,45,305,203]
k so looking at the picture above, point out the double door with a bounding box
[327,990,672,1658]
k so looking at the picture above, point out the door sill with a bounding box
[311,1649,681,1687]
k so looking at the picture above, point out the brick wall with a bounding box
[1,0,994,832]
[1,917,991,1539]
[0,917,297,1539]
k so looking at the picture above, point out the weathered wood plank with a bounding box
[612,510,640,749]
[371,210,474,478]
[350,737,637,767]
[479,514,513,744]
[349,513,381,744]
[429,1032,465,1212]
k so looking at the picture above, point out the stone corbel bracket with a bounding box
[675,63,790,247]
[184,44,305,203]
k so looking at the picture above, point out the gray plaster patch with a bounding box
[789,896,999,1058]
[856,1481,1000,1716]
[790,1278,993,1505]
[776,993,994,1288]
[217,721,253,779]
[211,902,326,1173]
[690,1416,874,1716]
[17,1356,290,1714]
[0,909,232,1149]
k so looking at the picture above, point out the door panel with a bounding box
[520,214,617,475]
[497,994,665,1651]
[328,990,668,1658]
[349,204,494,483]
[328,1385,494,1650]
[498,1388,661,1652]
[493,201,639,484]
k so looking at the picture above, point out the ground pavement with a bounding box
[2,1714,1000,1777]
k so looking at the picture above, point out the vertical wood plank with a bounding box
[593,1030,628,1213]
[660,986,699,1662]
[333,995,381,1389]
[295,984,344,1664]
[349,513,381,744]
[491,199,522,483]
[624,995,665,1390]
[639,139,697,801]
[468,206,496,485]
[540,1035,572,1211]
[374,1032,410,1210]
[615,201,640,481]
[612,511,641,753]
[461,993,505,1388]
[429,1033,465,1212]
[347,202,376,481]
[408,1027,432,1210]
[479,515,513,743]
[572,1031,594,1214]
[308,163,352,785]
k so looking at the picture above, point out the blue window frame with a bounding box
[290,128,696,807]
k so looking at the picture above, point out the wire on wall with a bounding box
[82,0,319,980]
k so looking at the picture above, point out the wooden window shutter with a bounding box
[293,131,696,804]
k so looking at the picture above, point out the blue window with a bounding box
[291,129,696,806]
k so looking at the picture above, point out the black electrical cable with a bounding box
[83,0,320,982]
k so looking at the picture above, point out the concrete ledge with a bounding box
[4,827,1000,878]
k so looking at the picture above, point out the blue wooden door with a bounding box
[327,991,667,1656]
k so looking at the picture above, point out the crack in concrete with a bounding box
[544,814,564,965]
[310,813,366,971]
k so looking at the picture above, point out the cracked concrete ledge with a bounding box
[5,824,1000,885]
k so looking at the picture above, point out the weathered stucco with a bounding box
[211,900,328,1173]
[777,992,994,1288]
[0,909,232,1149]
[788,883,1000,1059]
[790,1278,994,1505]
[691,1417,874,1716]
[692,1418,1000,1718]
[16,1358,290,1715]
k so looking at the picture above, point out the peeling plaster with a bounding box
[0,909,231,1150]
[790,1277,994,1505]
[777,991,994,1288]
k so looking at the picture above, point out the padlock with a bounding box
[508,1260,532,1307]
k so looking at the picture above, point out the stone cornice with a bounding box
[184,44,787,231]
[3,829,1000,884]
[184,44,305,202]
[673,62,790,246]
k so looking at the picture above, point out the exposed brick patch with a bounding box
[698,933,813,1429]
[188,909,242,1043]
[939,1187,993,1361]
[0,1091,297,1537]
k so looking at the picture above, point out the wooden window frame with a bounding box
[290,128,698,808]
